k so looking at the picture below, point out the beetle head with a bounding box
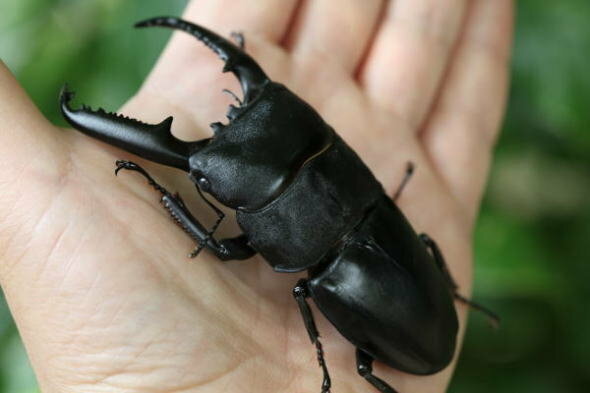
[188,83,332,210]
[61,17,333,211]
[132,18,333,210]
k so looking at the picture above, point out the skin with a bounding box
[0,1,513,392]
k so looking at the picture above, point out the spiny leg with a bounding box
[293,279,331,393]
[393,162,415,202]
[115,160,218,258]
[419,233,500,328]
[115,160,255,261]
[356,349,398,393]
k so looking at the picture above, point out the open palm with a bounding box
[0,1,512,392]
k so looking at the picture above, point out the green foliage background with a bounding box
[0,1,588,392]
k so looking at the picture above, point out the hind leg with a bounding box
[356,348,398,393]
[293,279,332,393]
[419,233,500,327]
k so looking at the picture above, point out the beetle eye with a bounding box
[197,176,211,192]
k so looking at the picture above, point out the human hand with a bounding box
[0,1,513,392]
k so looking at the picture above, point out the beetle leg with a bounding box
[115,160,256,261]
[392,162,415,202]
[293,279,332,393]
[230,31,245,49]
[356,348,398,393]
[418,234,458,290]
[419,234,500,328]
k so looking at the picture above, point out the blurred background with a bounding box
[0,0,588,392]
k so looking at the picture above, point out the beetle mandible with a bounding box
[59,17,498,393]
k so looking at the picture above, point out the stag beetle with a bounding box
[59,17,498,393]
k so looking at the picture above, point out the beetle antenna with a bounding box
[222,89,243,106]
[194,184,225,222]
[187,180,225,259]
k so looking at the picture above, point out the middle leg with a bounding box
[293,279,331,393]
[420,233,500,327]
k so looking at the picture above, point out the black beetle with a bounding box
[59,17,497,393]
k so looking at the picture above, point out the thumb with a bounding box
[0,62,79,389]
[0,61,68,185]
[0,61,69,275]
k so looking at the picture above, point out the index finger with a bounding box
[421,0,514,220]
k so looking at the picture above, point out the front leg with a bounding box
[115,160,256,261]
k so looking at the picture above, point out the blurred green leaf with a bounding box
[0,331,38,393]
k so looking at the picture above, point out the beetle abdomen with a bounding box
[308,197,459,375]
[236,135,383,273]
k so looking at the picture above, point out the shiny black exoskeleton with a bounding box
[60,17,497,393]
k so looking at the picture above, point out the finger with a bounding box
[360,0,468,130]
[287,0,384,74]
[421,0,514,219]
[182,0,300,44]
[0,61,67,183]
